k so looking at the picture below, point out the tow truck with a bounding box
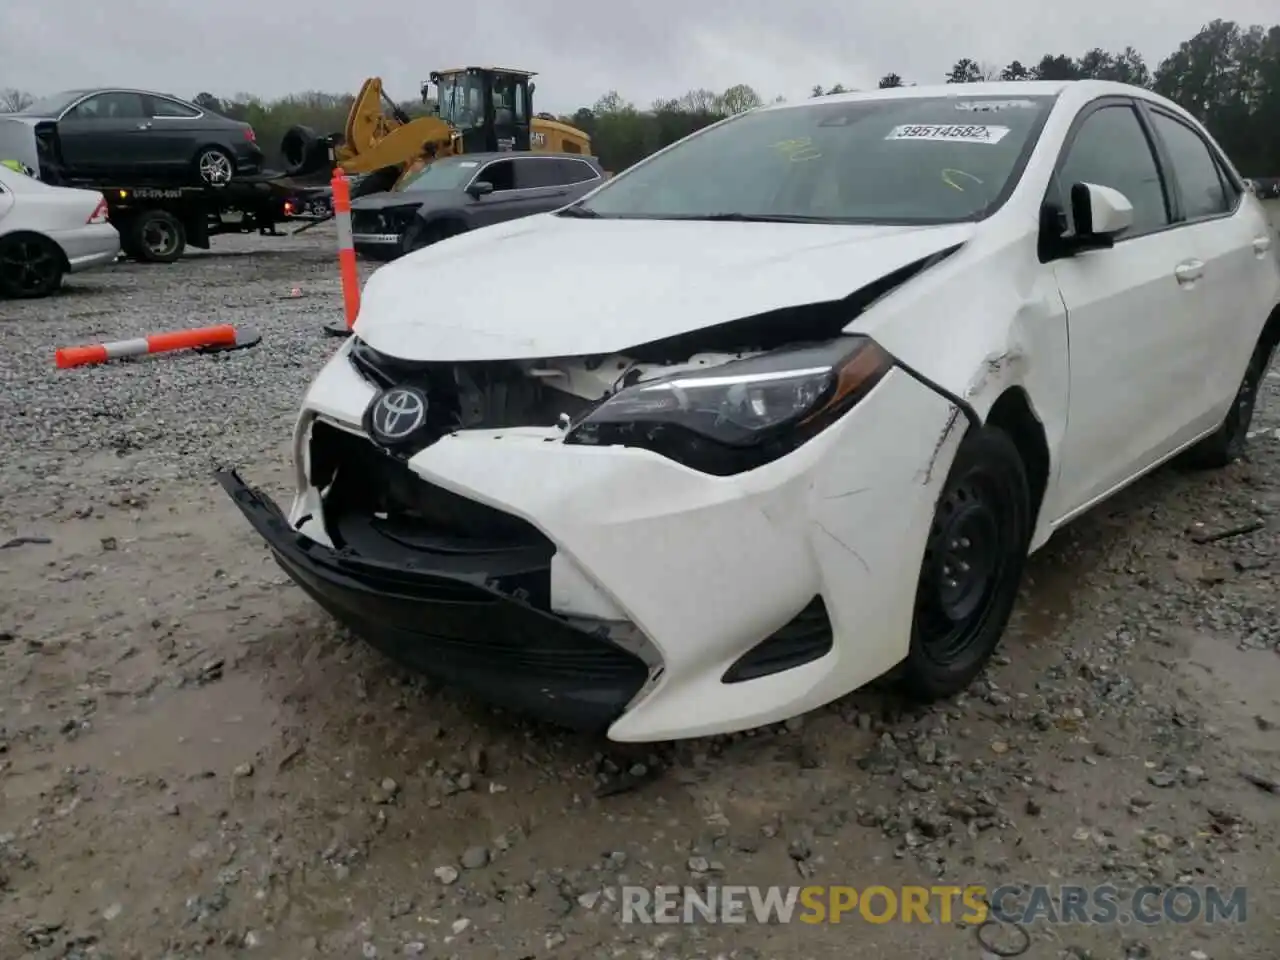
[90,175,333,262]
[14,120,334,262]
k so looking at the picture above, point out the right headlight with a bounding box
[563,336,894,475]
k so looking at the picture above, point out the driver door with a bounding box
[58,92,152,177]
[1048,99,1207,520]
[464,159,522,227]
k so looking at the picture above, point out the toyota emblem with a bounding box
[369,387,428,443]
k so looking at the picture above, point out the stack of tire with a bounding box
[279,126,404,200]
[281,125,339,179]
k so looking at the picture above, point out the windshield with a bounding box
[394,158,480,192]
[577,94,1055,224]
[14,91,89,116]
[436,73,485,130]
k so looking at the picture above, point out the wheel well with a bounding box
[193,143,234,164]
[985,388,1050,520]
[1261,303,1280,356]
[424,217,467,238]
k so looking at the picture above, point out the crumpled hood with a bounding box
[350,191,432,213]
[354,214,977,361]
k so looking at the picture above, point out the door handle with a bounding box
[1173,259,1204,285]
[1254,235,1273,255]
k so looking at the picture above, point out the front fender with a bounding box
[415,204,473,234]
[853,226,1070,547]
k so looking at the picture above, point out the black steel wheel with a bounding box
[902,426,1031,700]
[128,210,187,264]
[1184,336,1275,469]
[0,234,65,299]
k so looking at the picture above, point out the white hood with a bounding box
[354,214,977,361]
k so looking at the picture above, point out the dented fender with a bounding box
[851,224,1070,545]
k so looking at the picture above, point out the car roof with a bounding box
[81,88,192,101]
[452,151,600,163]
[760,79,1173,113]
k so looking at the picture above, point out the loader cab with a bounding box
[425,67,534,154]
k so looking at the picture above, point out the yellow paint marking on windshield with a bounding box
[941,168,984,191]
[772,138,823,162]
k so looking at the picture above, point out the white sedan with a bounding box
[0,163,119,298]
[219,80,1280,742]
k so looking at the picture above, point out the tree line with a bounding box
[2,19,1276,176]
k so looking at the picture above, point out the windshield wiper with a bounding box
[556,205,600,218]
[664,212,832,223]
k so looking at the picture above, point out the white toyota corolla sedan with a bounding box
[220,80,1280,742]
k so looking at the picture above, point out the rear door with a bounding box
[511,157,577,213]
[57,92,151,176]
[1140,105,1271,428]
[1049,98,1206,517]
[557,158,605,200]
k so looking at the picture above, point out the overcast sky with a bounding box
[2,1,1276,113]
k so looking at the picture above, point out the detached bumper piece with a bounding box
[215,469,651,733]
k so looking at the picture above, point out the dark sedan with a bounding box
[350,151,606,260]
[11,89,263,187]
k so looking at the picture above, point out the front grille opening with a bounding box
[721,596,834,683]
[309,420,554,603]
[351,206,414,235]
[349,340,593,430]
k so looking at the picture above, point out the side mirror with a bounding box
[1068,182,1133,247]
[467,180,494,198]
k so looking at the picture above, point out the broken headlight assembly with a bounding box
[563,336,894,475]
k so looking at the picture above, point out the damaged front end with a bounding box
[218,258,964,738]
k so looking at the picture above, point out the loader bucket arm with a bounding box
[336,116,457,175]
[342,78,406,158]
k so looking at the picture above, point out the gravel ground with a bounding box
[1,218,1279,960]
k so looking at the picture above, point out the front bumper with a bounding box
[352,233,401,247]
[235,143,265,173]
[217,469,651,732]
[221,344,963,741]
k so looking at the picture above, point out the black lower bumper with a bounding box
[215,469,650,733]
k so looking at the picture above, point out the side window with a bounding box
[66,92,148,121]
[476,160,514,191]
[559,159,600,184]
[513,159,563,188]
[1057,104,1169,236]
[1148,112,1231,219]
[514,85,527,123]
[150,97,201,118]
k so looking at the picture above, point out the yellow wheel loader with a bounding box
[279,68,592,196]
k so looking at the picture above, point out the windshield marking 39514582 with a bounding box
[884,124,1011,144]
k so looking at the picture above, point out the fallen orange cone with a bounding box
[55,324,262,369]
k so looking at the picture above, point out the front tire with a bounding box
[1184,337,1275,469]
[901,426,1032,701]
